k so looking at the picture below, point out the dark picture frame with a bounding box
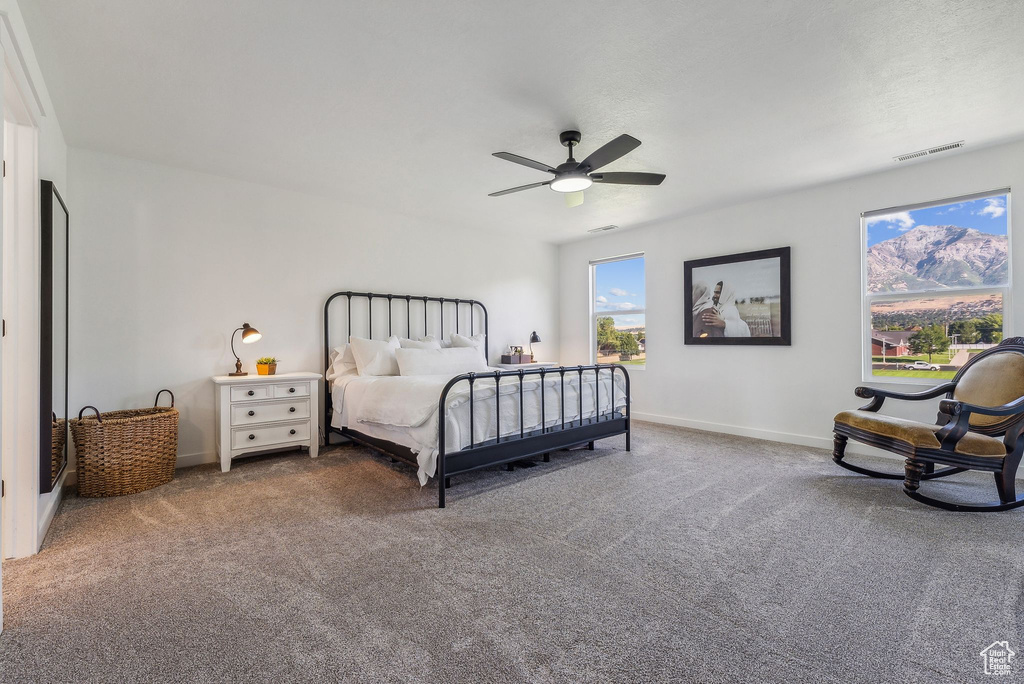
[40,180,70,493]
[684,247,791,346]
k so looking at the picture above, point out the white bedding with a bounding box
[332,369,627,485]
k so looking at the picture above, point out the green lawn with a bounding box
[872,370,957,380]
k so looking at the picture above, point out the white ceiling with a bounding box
[21,0,1024,243]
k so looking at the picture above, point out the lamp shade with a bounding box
[529,331,541,344]
[240,323,262,343]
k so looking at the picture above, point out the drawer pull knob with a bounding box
[289,407,296,413]
[248,410,255,417]
[289,429,296,435]
[289,387,296,393]
[247,390,255,397]
[248,434,256,440]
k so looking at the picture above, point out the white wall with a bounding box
[67,148,559,467]
[559,139,1024,452]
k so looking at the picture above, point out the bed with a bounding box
[323,291,631,507]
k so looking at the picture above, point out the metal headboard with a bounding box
[322,291,489,426]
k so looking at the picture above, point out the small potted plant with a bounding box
[256,357,279,375]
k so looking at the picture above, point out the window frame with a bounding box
[590,252,646,369]
[860,188,1012,384]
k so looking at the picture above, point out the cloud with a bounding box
[609,287,628,297]
[595,295,607,303]
[866,211,915,231]
[979,197,1006,219]
[938,202,965,214]
[603,302,637,311]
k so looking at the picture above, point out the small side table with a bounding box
[212,372,321,472]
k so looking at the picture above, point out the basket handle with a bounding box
[52,411,57,422]
[155,389,175,408]
[78,406,102,423]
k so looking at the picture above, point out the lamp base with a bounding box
[229,358,246,377]
[228,371,248,377]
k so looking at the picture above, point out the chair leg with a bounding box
[995,468,1016,504]
[832,434,848,465]
[904,458,924,494]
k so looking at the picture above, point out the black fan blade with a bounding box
[592,172,666,185]
[578,134,642,172]
[492,152,556,174]
[488,181,551,197]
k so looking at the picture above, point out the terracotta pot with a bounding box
[256,363,277,376]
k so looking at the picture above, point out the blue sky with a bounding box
[866,194,1008,247]
[595,257,645,326]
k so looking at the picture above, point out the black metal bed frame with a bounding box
[323,291,631,507]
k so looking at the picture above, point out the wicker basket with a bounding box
[51,413,67,481]
[70,389,179,497]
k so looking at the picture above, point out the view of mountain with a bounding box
[867,225,1008,293]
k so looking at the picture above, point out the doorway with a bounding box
[1,61,40,563]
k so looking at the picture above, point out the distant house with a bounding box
[872,330,912,356]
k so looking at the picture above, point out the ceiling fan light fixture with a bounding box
[549,174,592,193]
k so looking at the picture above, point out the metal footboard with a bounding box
[435,364,631,507]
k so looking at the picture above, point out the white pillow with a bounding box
[349,336,400,376]
[396,347,489,376]
[326,344,357,381]
[449,332,486,362]
[399,335,441,350]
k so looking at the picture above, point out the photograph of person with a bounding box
[684,248,791,345]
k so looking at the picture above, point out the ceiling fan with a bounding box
[489,130,666,206]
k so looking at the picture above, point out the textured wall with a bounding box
[67,149,560,466]
[559,139,1024,455]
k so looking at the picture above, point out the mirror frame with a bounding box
[40,179,69,493]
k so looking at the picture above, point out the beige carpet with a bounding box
[1,422,1022,683]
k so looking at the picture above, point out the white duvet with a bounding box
[332,369,627,484]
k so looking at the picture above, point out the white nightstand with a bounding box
[212,372,321,472]
[494,361,560,370]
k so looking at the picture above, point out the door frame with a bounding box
[1,57,41,562]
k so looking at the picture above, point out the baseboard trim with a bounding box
[36,469,68,550]
[630,411,894,459]
[177,452,217,469]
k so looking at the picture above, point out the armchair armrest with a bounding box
[855,382,957,412]
[935,394,1024,453]
[938,394,1024,418]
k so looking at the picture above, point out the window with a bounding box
[863,190,1010,382]
[591,254,645,367]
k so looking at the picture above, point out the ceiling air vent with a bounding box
[894,141,965,162]
[587,224,618,234]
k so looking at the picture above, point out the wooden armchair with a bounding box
[832,337,1024,511]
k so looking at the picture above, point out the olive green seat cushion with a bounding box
[834,410,1006,458]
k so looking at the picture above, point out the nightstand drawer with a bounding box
[230,399,310,426]
[272,382,310,398]
[232,421,310,450]
[230,385,271,402]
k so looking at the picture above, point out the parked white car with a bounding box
[902,361,940,371]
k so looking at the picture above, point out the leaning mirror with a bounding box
[40,180,69,493]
